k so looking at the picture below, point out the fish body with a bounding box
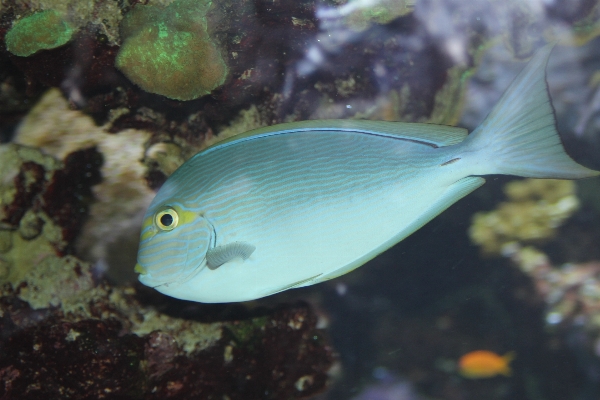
[136,45,599,303]
[458,350,515,379]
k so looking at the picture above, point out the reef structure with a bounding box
[0,253,334,399]
[0,286,334,399]
[0,143,102,283]
[469,179,580,255]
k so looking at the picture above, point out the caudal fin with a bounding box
[463,45,599,179]
[500,351,516,376]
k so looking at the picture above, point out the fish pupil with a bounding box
[160,213,173,227]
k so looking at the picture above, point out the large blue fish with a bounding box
[135,46,599,302]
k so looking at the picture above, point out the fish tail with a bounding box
[462,44,600,179]
[502,351,516,375]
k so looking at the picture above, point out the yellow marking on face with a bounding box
[177,208,199,225]
[152,206,198,229]
[134,263,147,274]
[140,217,155,241]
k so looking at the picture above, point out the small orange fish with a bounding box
[458,350,515,379]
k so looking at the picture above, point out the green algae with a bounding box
[5,10,75,57]
[225,315,269,346]
[115,0,228,101]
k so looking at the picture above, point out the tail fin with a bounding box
[500,351,516,377]
[463,45,599,179]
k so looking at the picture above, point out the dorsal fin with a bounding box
[207,120,468,153]
[206,242,255,270]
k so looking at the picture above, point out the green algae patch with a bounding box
[225,315,269,345]
[5,10,75,57]
[115,0,228,101]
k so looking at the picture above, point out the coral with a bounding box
[42,147,103,244]
[504,244,600,331]
[4,10,75,57]
[2,0,126,46]
[0,1,127,112]
[115,0,229,100]
[317,0,413,32]
[0,251,223,353]
[206,104,270,147]
[13,89,155,277]
[0,143,101,285]
[144,142,186,177]
[0,315,146,399]
[11,255,95,309]
[498,243,600,392]
[0,284,334,398]
[146,303,333,399]
[5,10,75,57]
[469,179,580,255]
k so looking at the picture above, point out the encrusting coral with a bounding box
[115,0,228,100]
[4,10,75,57]
[0,143,101,284]
[0,0,126,47]
[13,89,155,274]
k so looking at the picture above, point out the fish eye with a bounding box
[155,207,179,231]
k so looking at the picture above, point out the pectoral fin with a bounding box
[206,241,256,270]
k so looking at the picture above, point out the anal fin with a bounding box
[263,273,323,297]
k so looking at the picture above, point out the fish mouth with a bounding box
[136,264,178,288]
[136,262,205,289]
[139,273,179,289]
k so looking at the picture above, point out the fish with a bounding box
[135,45,600,303]
[458,350,516,379]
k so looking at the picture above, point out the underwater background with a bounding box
[1,0,600,399]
